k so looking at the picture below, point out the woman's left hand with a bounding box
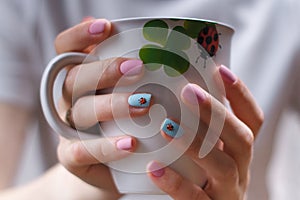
[147,65,264,200]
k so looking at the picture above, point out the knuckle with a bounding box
[187,144,200,158]
[69,142,87,166]
[95,58,124,86]
[56,142,65,164]
[104,57,123,70]
[241,170,251,190]
[191,189,207,200]
[63,68,77,96]
[226,165,239,182]
[167,174,184,195]
[107,57,126,74]
[104,57,130,76]
[239,125,254,151]
[54,32,65,53]
[56,139,82,171]
[203,179,212,192]
[256,109,265,129]
[57,138,68,161]
[187,137,201,156]
[220,160,239,182]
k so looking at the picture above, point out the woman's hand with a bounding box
[53,18,264,200]
[54,18,150,197]
[147,65,264,200]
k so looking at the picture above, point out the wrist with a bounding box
[0,164,119,200]
[51,164,121,200]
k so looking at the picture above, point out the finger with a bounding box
[73,163,119,192]
[57,136,134,190]
[180,84,253,183]
[186,130,241,199]
[160,119,244,198]
[57,136,136,168]
[147,161,211,200]
[64,58,144,100]
[218,65,264,137]
[191,149,241,200]
[55,18,111,54]
[160,119,239,186]
[70,93,152,129]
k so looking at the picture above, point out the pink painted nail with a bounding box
[219,65,237,84]
[88,19,106,34]
[147,161,165,177]
[181,83,206,105]
[120,60,143,76]
[116,137,133,151]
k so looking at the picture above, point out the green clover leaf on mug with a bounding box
[139,19,191,77]
[139,19,220,76]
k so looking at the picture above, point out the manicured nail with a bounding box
[147,161,165,177]
[116,137,133,151]
[161,118,184,138]
[128,93,151,108]
[181,83,206,105]
[120,60,143,76]
[88,19,106,34]
[219,65,237,84]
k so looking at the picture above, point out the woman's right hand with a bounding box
[54,18,150,197]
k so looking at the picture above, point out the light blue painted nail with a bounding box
[128,93,151,108]
[161,118,184,138]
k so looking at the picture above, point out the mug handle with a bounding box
[40,52,99,139]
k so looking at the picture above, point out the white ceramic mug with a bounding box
[40,17,234,194]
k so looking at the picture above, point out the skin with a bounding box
[0,104,30,189]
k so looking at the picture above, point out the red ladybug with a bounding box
[139,97,147,105]
[197,25,219,57]
[166,123,174,131]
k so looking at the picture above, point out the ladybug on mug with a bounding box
[194,23,221,67]
[197,25,220,57]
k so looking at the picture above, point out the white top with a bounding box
[0,0,299,199]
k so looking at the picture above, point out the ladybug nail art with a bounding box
[139,97,147,105]
[128,93,151,108]
[161,118,184,138]
[166,123,174,131]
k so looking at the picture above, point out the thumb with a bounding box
[55,18,111,54]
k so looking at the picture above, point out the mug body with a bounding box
[40,17,234,195]
[88,17,234,194]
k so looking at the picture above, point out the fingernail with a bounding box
[116,137,133,151]
[128,93,152,108]
[219,65,237,84]
[120,60,143,76]
[161,118,184,138]
[181,83,206,105]
[89,19,106,34]
[147,161,165,177]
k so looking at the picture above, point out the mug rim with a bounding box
[110,16,235,32]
